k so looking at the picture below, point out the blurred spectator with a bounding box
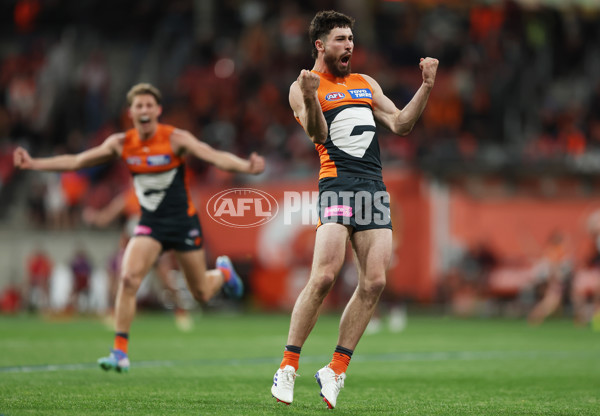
[6,71,37,138]
[525,230,573,325]
[439,240,499,317]
[68,246,92,313]
[43,172,68,229]
[14,0,41,34]
[1,1,600,224]
[48,260,73,313]
[0,141,17,194]
[5,0,600,318]
[0,280,22,314]
[585,210,600,268]
[571,210,600,325]
[26,175,46,226]
[24,246,53,312]
[76,50,110,133]
[3,0,600,199]
[59,170,89,227]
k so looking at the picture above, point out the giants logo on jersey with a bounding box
[326,92,346,101]
[329,106,376,158]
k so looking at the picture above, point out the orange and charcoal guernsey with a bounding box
[120,123,197,223]
[304,71,383,181]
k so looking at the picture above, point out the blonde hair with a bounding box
[126,83,162,106]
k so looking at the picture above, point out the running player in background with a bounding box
[270,10,437,408]
[83,185,194,332]
[14,83,265,373]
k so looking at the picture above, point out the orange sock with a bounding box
[328,346,353,375]
[218,266,231,282]
[280,351,300,371]
[280,345,301,370]
[113,333,129,354]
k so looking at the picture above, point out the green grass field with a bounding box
[1,311,599,415]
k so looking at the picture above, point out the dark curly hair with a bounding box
[309,10,355,59]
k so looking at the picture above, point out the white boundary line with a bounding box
[1,350,596,374]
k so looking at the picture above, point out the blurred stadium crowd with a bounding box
[2,0,600,323]
[3,1,600,198]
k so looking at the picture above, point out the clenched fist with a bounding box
[297,69,321,98]
[13,147,33,169]
[419,57,439,88]
[248,152,265,175]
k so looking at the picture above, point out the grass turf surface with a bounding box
[0,312,599,415]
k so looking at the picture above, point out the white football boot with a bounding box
[315,365,346,409]
[271,365,297,405]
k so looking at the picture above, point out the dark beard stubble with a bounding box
[324,52,351,78]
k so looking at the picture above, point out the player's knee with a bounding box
[361,275,386,298]
[311,271,337,296]
[119,270,144,293]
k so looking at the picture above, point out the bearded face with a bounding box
[324,49,351,78]
[320,27,353,78]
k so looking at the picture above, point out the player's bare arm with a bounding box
[170,129,265,174]
[367,57,438,136]
[289,70,328,144]
[83,192,127,228]
[13,133,124,172]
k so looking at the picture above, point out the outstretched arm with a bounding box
[367,57,438,136]
[289,70,328,144]
[171,129,265,174]
[13,133,124,171]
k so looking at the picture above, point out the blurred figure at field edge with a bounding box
[24,246,53,312]
[68,246,92,314]
[526,231,573,325]
[572,211,600,328]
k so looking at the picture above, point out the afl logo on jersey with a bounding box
[147,154,172,166]
[126,156,142,166]
[326,92,346,101]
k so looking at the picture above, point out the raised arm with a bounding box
[289,70,328,144]
[171,129,265,175]
[367,57,438,136]
[13,133,124,171]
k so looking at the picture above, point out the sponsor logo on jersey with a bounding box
[126,156,142,166]
[348,89,372,99]
[147,154,172,166]
[325,92,346,101]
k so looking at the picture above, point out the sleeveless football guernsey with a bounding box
[121,124,197,223]
[311,71,382,181]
